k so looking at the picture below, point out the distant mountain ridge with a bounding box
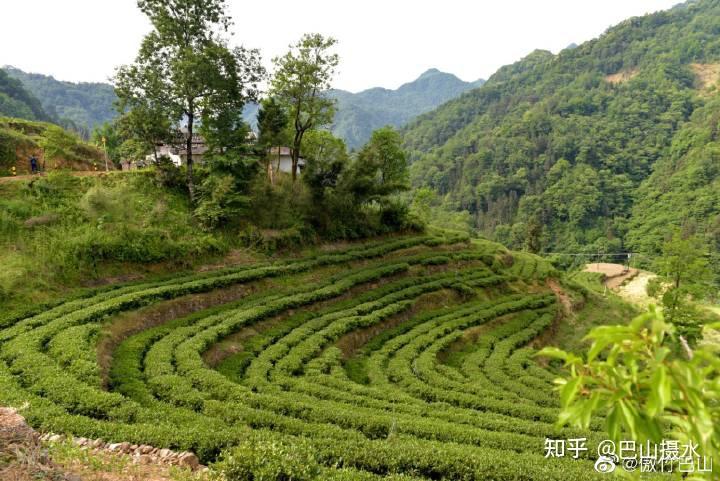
[4,66,117,135]
[0,68,51,122]
[329,69,484,149]
[4,65,483,149]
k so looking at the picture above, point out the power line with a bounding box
[543,252,646,256]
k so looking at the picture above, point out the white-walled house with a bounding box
[153,132,208,166]
[268,147,305,175]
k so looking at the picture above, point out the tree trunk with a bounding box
[291,130,303,182]
[186,111,196,201]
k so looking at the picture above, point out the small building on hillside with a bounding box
[268,146,305,175]
[138,130,208,168]
[157,131,208,166]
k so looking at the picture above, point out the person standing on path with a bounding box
[30,155,38,174]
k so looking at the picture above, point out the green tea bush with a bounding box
[212,435,320,481]
[0,236,592,479]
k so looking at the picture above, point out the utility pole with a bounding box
[101,136,109,172]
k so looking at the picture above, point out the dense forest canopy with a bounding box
[0,68,52,122]
[4,66,118,136]
[403,0,720,268]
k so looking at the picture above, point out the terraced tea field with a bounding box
[0,234,608,480]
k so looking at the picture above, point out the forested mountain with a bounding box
[627,94,720,259]
[330,69,484,149]
[403,0,720,261]
[4,65,481,149]
[4,66,117,135]
[0,68,52,122]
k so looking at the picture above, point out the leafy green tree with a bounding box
[39,125,77,170]
[539,308,720,480]
[199,48,264,159]
[195,171,252,230]
[524,215,543,254]
[115,106,171,163]
[114,0,264,200]
[301,130,349,201]
[117,138,150,166]
[270,33,339,182]
[91,122,122,167]
[256,97,290,182]
[650,231,714,344]
[352,126,410,202]
[257,97,290,149]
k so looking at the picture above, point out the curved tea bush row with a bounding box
[0,235,607,479]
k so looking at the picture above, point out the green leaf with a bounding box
[646,365,671,417]
[618,400,639,440]
[606,405,621,441]
[535,346,568,361]
[579,392,600,427]
[559,375,583,407]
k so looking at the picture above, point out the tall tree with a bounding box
[354,126,410,200]
[114,0,264,200]
[270,33,339,182]
[650,231,714,344]
[256,97,289,183]
[302,130,348,201]
[115,106,171,163]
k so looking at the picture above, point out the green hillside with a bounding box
[0,117,103,175]
[5,66,118,135]
[0,228,631,480]
[331,69,484,149]
[0,68,52,122]
[2,1,719,479]
[403,0,720,262]
[627,95,720,258]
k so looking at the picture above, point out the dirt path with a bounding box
[583,262,638,289]
[616,271,657,307]
[1,407,206,481]
[583,262,656,306]
[0,171,118,183]
[546,278,572,317]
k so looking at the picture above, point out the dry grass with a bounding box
[1,407,207,481]
[604,68,639,84]
[48,442,207,481]
[0,407,65,481]
[690,63,720,90]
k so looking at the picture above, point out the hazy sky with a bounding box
[3,0,680,92]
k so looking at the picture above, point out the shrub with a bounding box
[153,156,185,191]
[379,199,411,231]
[212,436,320,481]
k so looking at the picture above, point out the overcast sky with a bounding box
[3,0,680,93]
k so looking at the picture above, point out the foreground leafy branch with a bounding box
[539,307,720,479]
